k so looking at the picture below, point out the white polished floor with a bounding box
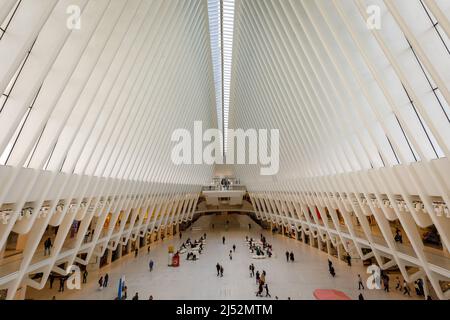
[26,214,422,300]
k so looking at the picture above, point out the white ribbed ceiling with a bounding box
[230,0,450,186]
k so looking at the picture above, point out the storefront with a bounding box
[100,249,109,268]
[112,246,121,262]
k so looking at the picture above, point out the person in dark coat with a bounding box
[59,277,65,292]
[44,238,52,256]
[149,260,154,272]
[264,284,271,297]
[49,274,55,289]
[103,273,109,287]
[345,253,352,266]
[330,266,336,277]
[256,283,263,297]
[82,270,88,284]
[216,263,221,276]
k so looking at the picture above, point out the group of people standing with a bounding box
[395,276,425,297]
[48,273,67,293]
[246,235,273,258]
[253,268,270,298]
[413,279,425,297]
[357,266,429,299]
[98,273,109,289]
[285,251,295,262]
[48,268,88,294]
[215,263,224,277]
[182,234,207,260]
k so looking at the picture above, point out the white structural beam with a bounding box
[0,0,215,299]
[231,0,450,300]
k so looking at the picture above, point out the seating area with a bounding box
[246,235,273,260]
[180,235,207,261]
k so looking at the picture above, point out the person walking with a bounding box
[395,276,401,290]
[383,275,390,292]
[49,274,55,289]
[256,271,260,284]
[358,274,365,290]
[249,264,253,277]
[134,248,139,258]
[98,276,103,289]
[264,284,271,297]
[394,228,403,243]
[44,238,48,255]
[329,266,336,277]
[229,250,233,260]
[260,273,265,285]
[290,252,295,262]
[358,293,364,300]
[216,263,221,276]
[414,281,421,296]
[179,232,182,240]
[132,292,139,300]
[417,279,424,296]
[44,237,52,256]
[256,282,263,297]
[345,253,352,266]
[122,285,128,299]
[222,236,225,245]
[285,251,289,262]
[82,269,88,284]
[103,273,109,288]
[328,259,333,270]
[232,244,236,252]
[403,280,411,296]
[149,259,154,272]
[220,265,224,277]
[251,264,255,277]
[58,277,65,292]
[147,246,150,254]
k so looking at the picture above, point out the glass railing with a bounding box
[202,185,246,191]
